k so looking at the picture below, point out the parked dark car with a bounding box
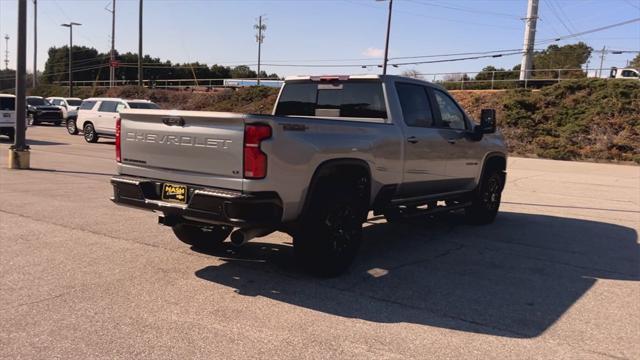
[26,96,64,126]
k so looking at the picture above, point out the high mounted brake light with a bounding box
[115,117,121,163]
[244,124,271,179]
[310,75,350,82]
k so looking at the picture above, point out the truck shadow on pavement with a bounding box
[194,211,639,338]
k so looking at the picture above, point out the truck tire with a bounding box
[83,123,99,143]
[465,167,504,225]
[67,118,78,135]
[172,224,232,251]
[294,175,369,277]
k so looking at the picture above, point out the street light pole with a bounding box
[254,15,266,86]
[108,0,116,87]
[9,0,30,169]
[61,22,81,97]
[138,0,143,87]
[381,0,393,75]
[33,0,37,88]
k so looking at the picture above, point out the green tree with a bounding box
[629,54,640,69]
[42,46,104,83]
[532,42,592,79]
[41,45,276,85]
[210,64,231,78]
[475,66,519,81]
[230,65,257,79]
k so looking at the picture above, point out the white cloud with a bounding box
[362,47,384,58]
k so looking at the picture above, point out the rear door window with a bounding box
[275,81,387,119]
[79,101,96,110]
[98,101,119,113]
[395,83,434,127]
[0,97,15,111]
[127,102,160,109]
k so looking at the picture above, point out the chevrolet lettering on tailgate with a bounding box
[125,132,232,149]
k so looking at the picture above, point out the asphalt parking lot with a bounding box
[1,125,639,359]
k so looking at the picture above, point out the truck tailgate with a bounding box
[118,110,246,190]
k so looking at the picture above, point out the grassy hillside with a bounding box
[28,79,640,163]
[453,79,640,163]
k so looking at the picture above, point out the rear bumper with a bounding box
[110,175,283,227]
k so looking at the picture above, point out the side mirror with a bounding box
[479,108,496,134]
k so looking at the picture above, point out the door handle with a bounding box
[407,136,418,144]
[447,138,456,144]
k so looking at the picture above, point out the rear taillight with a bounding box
[243,124,271,179]
[115,117,121,163]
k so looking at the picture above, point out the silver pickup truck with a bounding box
[111,75,507,276]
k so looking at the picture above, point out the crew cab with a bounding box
[70,97,160,142]
[110,75,507,276]
[46,97,83,121]
[26,96,64,126]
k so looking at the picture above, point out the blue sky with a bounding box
[0,0,639,78]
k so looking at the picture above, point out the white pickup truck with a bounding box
[610,67,640,80]
[111,75,507,276]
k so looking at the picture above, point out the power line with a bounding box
[390,50,525,67]
[343,0,521,30]
[406,0,521,19]
[390,49,524,60]
[544,0,577,39]
[536,17,640,44]
[0,63,109,81]
[623,0,640,10]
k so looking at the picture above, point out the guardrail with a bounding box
[53,78,284,90]
[419,68,621,90]
[49,67,634,91]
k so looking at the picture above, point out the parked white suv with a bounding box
[46,97,83,121]
[69,98,160,142]
[0,94,17,141]
[0,94,31,142]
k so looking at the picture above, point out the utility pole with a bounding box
[598,46,606,78]
[107,0,116,87]
[138,0,143,87]
[254,16,266,86]
[519,0,539,81]
[61,22,81,97]
[3,34,9,70]
[381,0,393,75]
[9,0,30,169]
[32,0,37,87]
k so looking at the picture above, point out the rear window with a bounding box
[0,97,15,111]
[67,99,82,106]
[127,102,160,109]
[26,97,48,106]
[275,81,387,119]
[79,101,96,110]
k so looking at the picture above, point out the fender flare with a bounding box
[298,158,372,219]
